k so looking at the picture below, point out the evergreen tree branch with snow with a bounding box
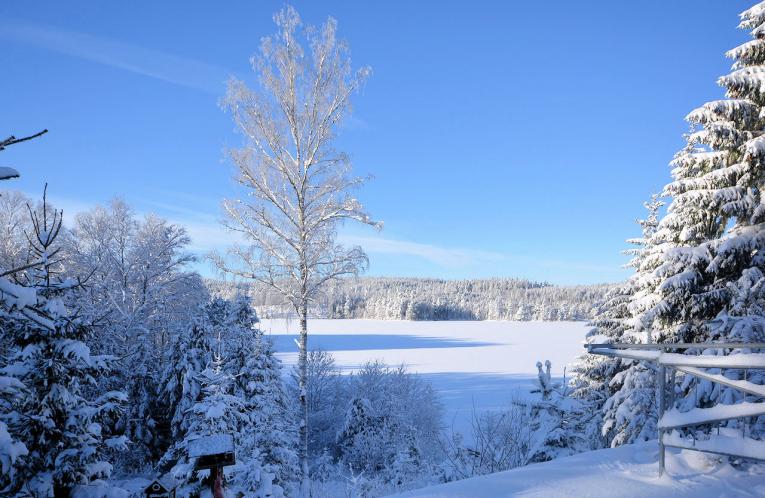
[0,187,126,496]
[571,1,765,452]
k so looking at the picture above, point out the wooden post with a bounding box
[212,466,225,498]
[53,484,71,498]
[658,364,666,477]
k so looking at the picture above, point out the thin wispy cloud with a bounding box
[0,18,231,94]
[338,234,507,267]
[9,188,622,282]
[339,233,622,278]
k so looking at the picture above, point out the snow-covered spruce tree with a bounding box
[0,131,40,493]
[0,375,26,493]
[225,323,297,491]
[0,189,125,496]
[336,397,389,473]
[160,311,214,471]
[642,4,765,342]
[170,353,248,498]
[566,286,629,450]
[207,294,259,348]
[619,2,765,438]
[568,195,664,449]
[204,295,296,494]
[599,195,665,447]
[213,7,380,490]
[0,199,29,493]
[332,361,442,492]
[523,361,588,463]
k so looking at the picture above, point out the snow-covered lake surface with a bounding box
[260,319,587,435]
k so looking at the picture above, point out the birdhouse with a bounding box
[144,476,177,498]
[188,434,236,469]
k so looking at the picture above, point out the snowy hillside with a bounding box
[389,442,765,498]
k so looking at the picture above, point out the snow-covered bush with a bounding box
[298,353,443,494]
[442,400,533,480]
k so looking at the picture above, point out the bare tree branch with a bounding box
[0,129,49,152]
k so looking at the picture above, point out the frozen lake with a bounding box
[260,319,588,435]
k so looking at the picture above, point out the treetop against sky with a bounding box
[0,0,754,284]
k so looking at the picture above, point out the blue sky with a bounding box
[0,1,754,285]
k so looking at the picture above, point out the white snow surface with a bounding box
[664,428,765,461]
[71,482,128,498]
[388,442,765,498]
[660,352,765,368]
[188,434,234,458]
[261,319,587,435]
[659,401,765,429]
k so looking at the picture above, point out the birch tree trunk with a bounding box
[298,301,309,495]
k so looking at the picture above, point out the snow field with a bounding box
[260,319,588,436]
[388,442,765,498]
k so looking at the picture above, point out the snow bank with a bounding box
[664,428,765,461]
[388,442,765,498]
[71,482,128,498]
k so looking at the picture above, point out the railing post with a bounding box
[587,342,765,471]
[658,362,666,477]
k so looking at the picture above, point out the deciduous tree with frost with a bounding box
[68,200,204,470]
[214,6,379,491]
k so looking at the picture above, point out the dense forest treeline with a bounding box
[207,277,615,321]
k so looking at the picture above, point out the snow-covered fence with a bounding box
[586,342,765,476]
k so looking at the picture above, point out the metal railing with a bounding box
[586,342,765,475]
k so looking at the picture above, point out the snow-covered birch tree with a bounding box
[214,6,379,491]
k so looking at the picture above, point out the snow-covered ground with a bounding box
[388,442,765,498]
[260,319,587,436]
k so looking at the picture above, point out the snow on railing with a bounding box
[586,342,765,476]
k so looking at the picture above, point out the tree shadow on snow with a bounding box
[266,334,499,353]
